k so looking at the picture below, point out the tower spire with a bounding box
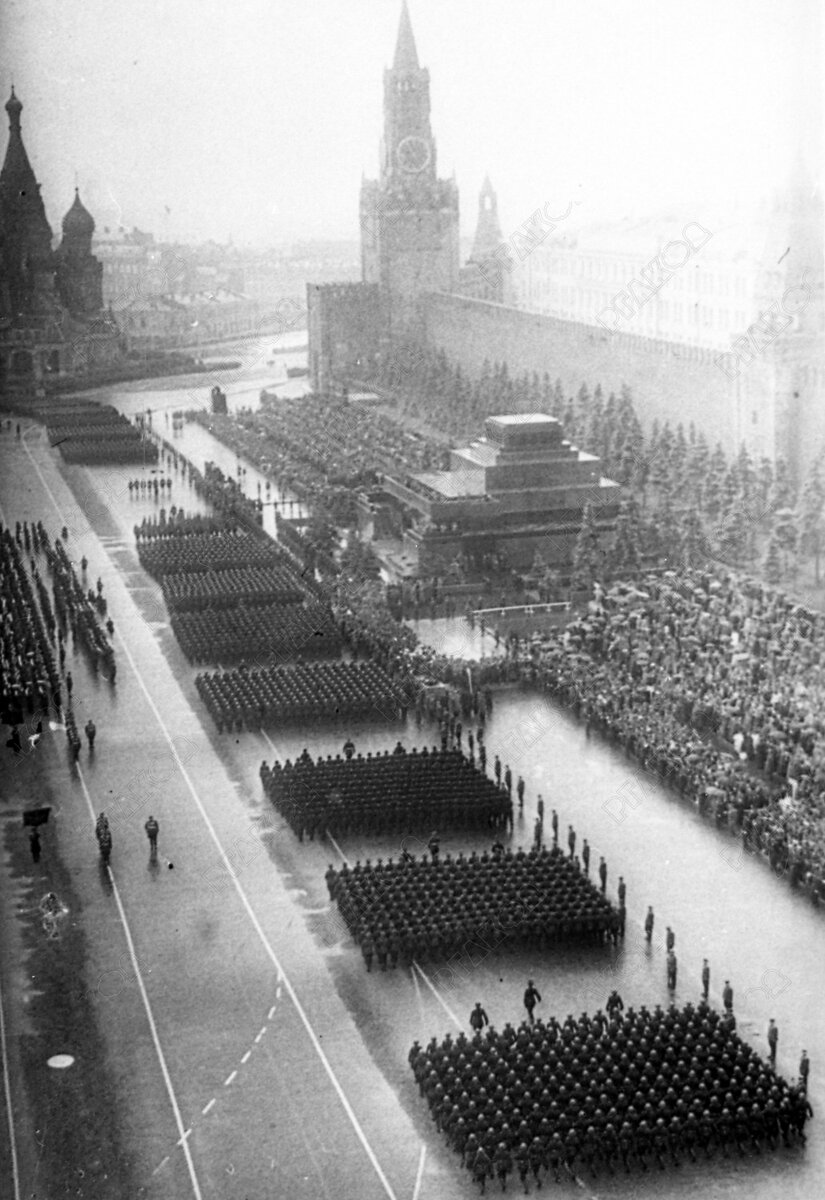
[394,2,420,71]
[1,87,44,214]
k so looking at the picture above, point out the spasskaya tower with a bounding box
[359,2,460,336]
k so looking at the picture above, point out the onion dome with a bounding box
[62,188,95,237]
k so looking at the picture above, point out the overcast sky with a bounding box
[1,0,821,247]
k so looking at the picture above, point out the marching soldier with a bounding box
[523,979,542,1025]
[470,1001,489,1033]
[767,1018,778,1068]
[144,814,159,855]
[666,950,677,990]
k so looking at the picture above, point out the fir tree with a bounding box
[678,508,709,569]
[571,503,603,592]
[763,535,783,586]
[798,456,825,582]
[610,497,643,578]
[773,506,799,575]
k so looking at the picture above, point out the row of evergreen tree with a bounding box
[381,341,825,589]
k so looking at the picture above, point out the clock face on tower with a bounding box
[396,134,431,174]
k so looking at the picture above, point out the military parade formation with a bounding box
[261,744,511,837]
[46,403,159,465]
[328,842,621,972]
[411,1001,812,1190]
[2,406,818,1198]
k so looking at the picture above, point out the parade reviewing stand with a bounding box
[330,845,619,970]
[412,1001,810,1185]
[262,745,511,838]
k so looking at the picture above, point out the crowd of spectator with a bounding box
[330,844,619,971]
[412,1001,809,1187]
[517,569,825,899]
[262,745,510,839]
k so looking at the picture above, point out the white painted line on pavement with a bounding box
[202,1099,216,1116]
[412,962,463,1030]
[268,1005,277,1019]
[110,632,401,1200]
[327,831,348,864]
[29,470,400,1200]
[75,765,203,1200]
[260,729,280,756]
[276,985,282,999]
[412,1145,426,1200]
[255,1028,266,1043]
[0,961,21,1200]
[177,1128,192,1146]
[224,1071,237,1087]
[241,1050,251,1065]
[152,1155,170,1176]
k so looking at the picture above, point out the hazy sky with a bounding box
[1,0,821,246]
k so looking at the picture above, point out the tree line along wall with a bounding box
[419,292,778,463]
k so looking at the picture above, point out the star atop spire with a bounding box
[393,2,420,72]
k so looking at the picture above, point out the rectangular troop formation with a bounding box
[329,845,618,970]
[47,404,159,464]
[261,746,511,838]
[195,660,407,731]
[411,1001,809,1185]
[134,515,341,665]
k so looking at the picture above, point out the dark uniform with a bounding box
[767,1020,778,1068]
[145,815,159,853]
[523,981,542,1024]
[470,1003,489,1032]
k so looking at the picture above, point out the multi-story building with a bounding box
[513,217,763,351]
